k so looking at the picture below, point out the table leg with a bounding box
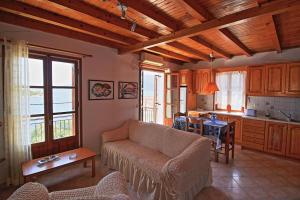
[91,157,95,177]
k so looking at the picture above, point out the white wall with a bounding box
[183,48,300,69]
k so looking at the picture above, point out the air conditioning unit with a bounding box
[140,52,164,67]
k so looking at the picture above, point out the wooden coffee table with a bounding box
[22,148,96,183]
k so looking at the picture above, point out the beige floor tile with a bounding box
[212,177,239,188]
[243,187,270,200]
[233,176,257,187]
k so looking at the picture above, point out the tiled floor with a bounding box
[1,145,300,200]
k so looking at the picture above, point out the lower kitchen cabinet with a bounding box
[242,118,266,151]
[264,122,288,156]
[286,124,300,159]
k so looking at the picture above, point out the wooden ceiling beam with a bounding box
[145,47,198,63]
[119,0,300,54]
[0,1,137,45]
[168,42,209,60]
[176,0,253,56]
[0,11,124,49]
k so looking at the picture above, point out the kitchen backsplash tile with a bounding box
[247,96,300,120]
[197,95,214,110]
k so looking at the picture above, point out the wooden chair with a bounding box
[173,112,187,130]
[214,121,235,164]
[187,117,204,134]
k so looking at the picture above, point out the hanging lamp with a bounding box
[204,52,219,94]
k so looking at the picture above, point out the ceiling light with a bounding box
[131,21,137,32]
[117,1,127,19]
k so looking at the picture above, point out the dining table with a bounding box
[173,116,228,150]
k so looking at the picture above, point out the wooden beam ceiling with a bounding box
[119,0,300,54]
[257,0,282,52]
[172,0,253,56]
[47,0,207,61]
[0,1,136,45]
[0,11,125,49]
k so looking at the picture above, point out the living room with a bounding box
[0,0,300,200]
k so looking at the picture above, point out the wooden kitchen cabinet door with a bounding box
[265,64,286,96]
[247,66,265,96]
[286,124,300,159]
[193,69,211,95]
[264,122,288,155]
[285,63,300,96]
[228,116,242,144]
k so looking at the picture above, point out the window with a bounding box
[215,71,246,111]
[29,53,81,158]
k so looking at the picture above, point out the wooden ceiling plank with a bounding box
[0,11,124,49]
[0,1,138,45]
[119,0,300,54]
[146,47,197,63]
[168,42,209,60]
[176,0,252,56]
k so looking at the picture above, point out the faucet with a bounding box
[279,110,292,121]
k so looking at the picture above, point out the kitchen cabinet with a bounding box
[242,118,266,151]
[228,116,242,144]
[265,64,286,96]
[193,69,211,95]
[247,66,265,96]
[179,70,196,110]
[285,63,300,96]
[264,122,287,155]
[286,124,300,159]
[216,114,228,121]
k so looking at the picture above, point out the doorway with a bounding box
[141,69,164,124]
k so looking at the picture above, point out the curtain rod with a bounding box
[0,38,93,58]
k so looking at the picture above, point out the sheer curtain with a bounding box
[4,40,31,185]
[215,71,246,111]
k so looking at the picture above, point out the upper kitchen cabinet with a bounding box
[265,64,286,96]
[247,62,300,97]
[247,66,265,96]
[193,69,211,95]
[179,70,193,92]
[285,63,300,96]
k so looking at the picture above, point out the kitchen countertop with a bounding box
[188,110,300,125]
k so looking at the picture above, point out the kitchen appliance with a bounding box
[245,109,257,117]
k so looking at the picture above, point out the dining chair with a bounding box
[173,112,187,131]
[215,121,235,164]
[187,117,204,134]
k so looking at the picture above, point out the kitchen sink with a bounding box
[268,117,300,123]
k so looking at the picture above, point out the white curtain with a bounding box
[4,40,31,185]
[215,71,246,111]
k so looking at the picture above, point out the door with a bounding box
[179,86,187,113]
[265,64,285,96]
[285,63,300,96]
[286,124,300,159]
[264,122,287,155]
[165,73,179,126]
[247,66,265,96]
[29,54,81,158]
[141,69,164,124]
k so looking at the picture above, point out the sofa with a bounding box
[101,120,212,200]
[7,171,130,200]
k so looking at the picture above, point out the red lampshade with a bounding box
[204,82,219,94]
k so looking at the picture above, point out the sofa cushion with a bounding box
[94,172,128,197]
[128,120,168,152]
[104,140,170,181]
[161,128,200,157]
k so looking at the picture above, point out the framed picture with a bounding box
[118,81,138,99]
[88,80,114,100]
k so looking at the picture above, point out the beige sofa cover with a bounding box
[101,120,212,200]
